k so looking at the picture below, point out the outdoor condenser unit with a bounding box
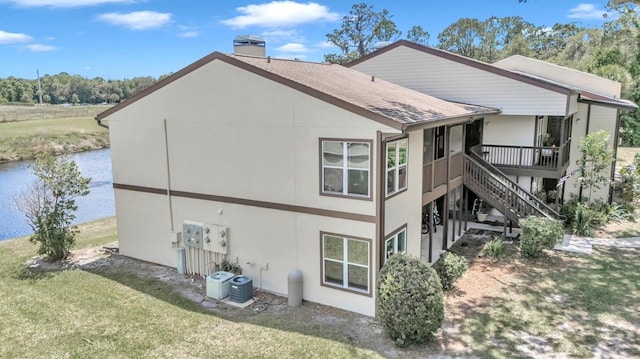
[229,275,253,303]
[206,271,235,300]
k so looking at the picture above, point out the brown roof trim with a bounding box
[97,51,404,130]
[113,182,376,223]
[346,40,574,96]
[578,92,638,111]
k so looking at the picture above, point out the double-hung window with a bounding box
[322,233,370,294]
[385,228,407,262]
[386,139,408,196]
[322,140,370,198]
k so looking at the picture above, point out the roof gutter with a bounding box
[577,93,638,111]
[401,110,501,132]
[95,116,108,129]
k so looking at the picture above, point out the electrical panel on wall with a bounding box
[182,221,204,249]
[202,223,229,254]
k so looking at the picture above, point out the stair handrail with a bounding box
[464,150,563,221]
[464,154,548,219]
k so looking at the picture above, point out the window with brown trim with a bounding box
[386,138,408,196]
[321,140,370,198]
[384,227,407,262]
[321,233,370,294]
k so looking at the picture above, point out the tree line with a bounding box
[323,2,640,145]
[2,2,640,144]
[0,73,160,106]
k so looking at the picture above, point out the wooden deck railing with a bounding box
[463,153,563,224]
[471,140,571,173]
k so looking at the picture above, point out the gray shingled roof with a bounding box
[97,51,500,127]
[232,54,499,127]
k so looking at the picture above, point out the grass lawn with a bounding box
[0,218,384,359]
[1,219,639,358]
[443,236,640,358]
[0,117,109,162]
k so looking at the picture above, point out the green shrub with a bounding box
[216,259,242,275]
[611,203,636,221]
[619,154,640,204]
[377,254,444,347]
[520,216,564,258]
[434,252,468,290]
[560,196,614,232]
[485,237,507,258]
[589,200,611,228]
[573,203,593,236]
[560,196,579,227]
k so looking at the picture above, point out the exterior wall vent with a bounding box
[233,35,266,57]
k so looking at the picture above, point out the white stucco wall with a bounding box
[383,129,424,259]
[107,58,400,316]
[564,104,618,202]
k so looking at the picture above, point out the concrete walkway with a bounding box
[554,234,640,254]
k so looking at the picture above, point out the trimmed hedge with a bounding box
[434,252,468,290]
[377,254,444,347]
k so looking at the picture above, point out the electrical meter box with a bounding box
[182,221,203,249]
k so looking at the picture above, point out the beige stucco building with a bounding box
[98,40,634,316]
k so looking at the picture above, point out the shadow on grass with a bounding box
[76,255,402,358]
[442,247,640,358]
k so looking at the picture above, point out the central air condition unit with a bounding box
[229,275,253,303]
[206,271,235,300]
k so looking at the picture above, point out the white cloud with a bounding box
[179,30,199,38]
[0,30,32,44]
[275,42,310,52]
[261,29,304,43]
[26,43,56,51]
[275,53,308,60]
[178,26,199,38]
[315,40,335,49]
[97,11,172,30]
[221,1,339,29]
[82,66,92,70]
[567,3,607,20]
[3,0,135,7]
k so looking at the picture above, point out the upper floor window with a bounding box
[449,125,463,154]
[435,126,446,160]
[322,140,370,198]
[386,138,408,196]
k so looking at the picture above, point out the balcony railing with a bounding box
[470,141,571,176]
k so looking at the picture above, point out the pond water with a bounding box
[0,148,115,241]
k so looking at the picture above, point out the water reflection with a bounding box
[0,148,114,241]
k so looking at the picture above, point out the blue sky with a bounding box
[0,0,615,79]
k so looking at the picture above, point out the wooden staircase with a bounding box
[463,152,563,226]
